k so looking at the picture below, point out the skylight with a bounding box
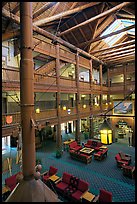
[101,19,135,47]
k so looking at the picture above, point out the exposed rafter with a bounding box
[100,48,135,60]
[2,29,20,41]
[116,13,135,20]
[80,24,134,48]
[103,51,135,62]
[33,2,101,26]
[33,2,57,20]
[2,7,104,64]
[90,39,135,54]
[97,44,135,57]
[58,2,133,36]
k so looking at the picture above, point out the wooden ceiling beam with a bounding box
[100,48,135,60]
[2,2,8,8]
[33,2,57,20]
[116,13,135,20]
[88,24,135,44]
[103,51,135,61]
[2,29,20,41]
[2,7,104,64]
[97,44,135,57]
[33,2,101,26]
[108,2,135,16]
[48,2,60,17]
[73,18,88,43]
[58,2,133,36]
[79,21,133,48]
[107,56,135,64]
[91,3,105,40]
[12,3,20,14]
[90,39,135,54]
[70,2,78,9]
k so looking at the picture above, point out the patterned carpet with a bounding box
[2,137,135,202]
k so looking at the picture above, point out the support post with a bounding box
[75,51,80,144]
[20,2,35,179]
[55,43,62,157]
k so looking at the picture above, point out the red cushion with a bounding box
[49,166,58,176]
[115,154,121,161]
[87,140,92,145]
[99,189,112,202]
[78,179,89,192]
[62,172,72,184]
[70,141,77,148]
[73,146,82,151]
[5,175,17,188]
[10,184,17,191]
[84,144,91,148]
[56,182,69,191]
[43,174,49,182]
[71,189,83,201]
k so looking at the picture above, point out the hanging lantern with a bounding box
[63,105,67,110]
[83,104,87,109]
[99,118,112,144]
[6,115,13,124]
[36,108,40,113]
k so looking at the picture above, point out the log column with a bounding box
[55,43,62,156]
[20,2,35,179]
[124,63,127,98]
[75,51,80,144]
[89,59,94,139]
[99,64,103,112]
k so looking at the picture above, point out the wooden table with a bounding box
[82,191,95,202]
[63,139,75,151]
[80,147,94,155]
[49,175,60,184]
[99,145,108,149]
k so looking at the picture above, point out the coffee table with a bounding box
[63,139,75,151]
[82,191,95,202]
[80,147,94,155]
[49,175,61,184]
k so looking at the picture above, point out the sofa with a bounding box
[71,179,89,202]
[84,140,102,151]
[56,172,89,202]
[115,152,131,167]
[69,141,82,152]
[5,172,23,192]
[122,165,135,179]
[94,148,108,161]
[69,149,92,164]
[56,172,72,194]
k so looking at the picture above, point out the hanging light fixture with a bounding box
[99,118,112,144]
[83,104,87,108]
[35,107,40,113]
[63,105,67,110]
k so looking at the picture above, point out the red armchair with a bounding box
[42,166,58,183]
[84,140,92,148]
[71,179,89,202]
[93,189,112,202]
[69,141,82,151]
[56,172,72,193]
[115,152,131,168]
[5,172,23,191]
[122,165,135,179]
